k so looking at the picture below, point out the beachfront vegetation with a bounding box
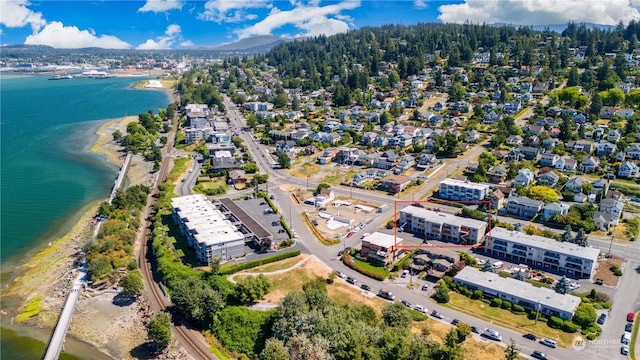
[147,312,172,349]
[86,184,149,283]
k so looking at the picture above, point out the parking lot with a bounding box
[234,196,289,242]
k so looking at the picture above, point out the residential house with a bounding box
[555,156,578,172]
[542,202,570,221]
[317,148,339,164]
[505,196,544,218]
[487,164,509,183]
[550,128,562,138]
[211,151,240,171]
[506,135,523,146]
[596,141,617,156]
[465,130,480,143]
[607,130,621,142]
[373,135,389,147]
[618,161,639,178]
[381,174,412,193]
[506,150,527,162]
[564,176,587,193]
[515,146,541,160]
[360,132,378,145]
[626,144,640,160]
[373,151,399,170]
[487,189,507,211]
[600,106,616,119]
[228,170,247,187]
[569,140,595,154]
[483,111,502,124]
[615,108,634,119]
[529,135,541,147]
[539,153,561,167]
[546,107,562,117]
[396,155,416,173]
[574,113,587,123]
[314,188,336,207]
[537,171,560,187]
[352,169,389,187]
[513,169,535,187]
[417,153,438,169]
[411,248,461,279]
[600,198,624,221]
[579,156,600,173]
[525,125,545,136]
[593,211,620,231]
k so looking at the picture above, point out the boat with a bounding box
[49,74,73,80]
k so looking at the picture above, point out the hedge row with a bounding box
[257,192,279,214]
[279,216,293,239]
[217,250,301,275]
[301,212,339,246]
[343,253,389,281]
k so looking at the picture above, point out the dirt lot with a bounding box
[593,256,625,287]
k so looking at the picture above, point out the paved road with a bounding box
[224,95,640,360]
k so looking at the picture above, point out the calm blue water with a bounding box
[0,74,171,359]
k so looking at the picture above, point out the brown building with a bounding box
[360,232,404,266]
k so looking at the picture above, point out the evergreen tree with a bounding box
[590,92,602,116]
[504,338,519,360]
[574,228,589,247]
[482,260,495,273]
[561,224,574,243]
[555,276,572,294]
[567,67,580,87]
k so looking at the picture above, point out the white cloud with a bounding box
[414,0,427,9]
[438,0,640,26]
[237,0,360,39]
[199,0,272,23]
[0,0,45,30]
[24,21,130,49]
[136,24,189,49]
[138,0,183,13]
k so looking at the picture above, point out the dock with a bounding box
[42,152,132,360]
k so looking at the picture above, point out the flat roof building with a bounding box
[361,232,404,267]
[438,178,491,201]
[486,227,600,279]
[172,194,245,264]
[454,267,582,320]
[399,205,487,244]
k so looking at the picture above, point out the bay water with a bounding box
[0,74,171,359]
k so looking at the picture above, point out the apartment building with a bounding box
[454,267,581,320]
[399,205,487,245]
[171,194,245,264]
[361,232,404,266]
[438,178,491,201]
[486,227,600,279]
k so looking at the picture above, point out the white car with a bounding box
[622,345,630,355]
[569,282,580,290]
[361,233,370,239]
[335,270,347,279]
[476,258,486,265]
[414,304,428,314]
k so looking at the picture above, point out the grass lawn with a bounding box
[247,255,304,273]
[442,292,575,348]
[630,312,639,360]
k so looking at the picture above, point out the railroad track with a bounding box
[136,112,217,360]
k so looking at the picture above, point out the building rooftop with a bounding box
[489,227,600,261]
[400,205,487,229]
[455,267,582,314]
[363,232,403,249]
[171,195,244,246]
[439,178,491,191]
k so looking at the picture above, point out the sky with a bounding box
[2,0,640,49]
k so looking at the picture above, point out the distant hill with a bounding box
[209,35,291,51]
[491,22,617,33]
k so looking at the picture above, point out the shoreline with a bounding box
[2,83,177,359]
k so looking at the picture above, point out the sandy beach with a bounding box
[2,83,179,359]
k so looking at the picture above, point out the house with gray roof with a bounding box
[505,196,544,218]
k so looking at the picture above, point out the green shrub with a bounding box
[501,301,511,310]
[562,320,579,333]
[217,250,301,275]
[490,298,502,307]
[586,334,596,340]
[432,288,450,303]
[549,316,563,329]
[512,304,525,313]
[472,290,483,300]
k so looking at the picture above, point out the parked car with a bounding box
[597,313,607,325]
[483,328,502,341]
[335,270,347,279]
[451,319,460,326]
[569,282,580,290]
[337,249,345,257]
[431,310,444,319]
[421,283,429,291]
[401,299,412,308]
[523,333,537,341]
[622,332,632,345]
[414,304,428,314]
[346,232,355,238]
[360,284,371,291]
[540,338,557,348]
[378,290,395,301]
[401,270,409,278]
[531,350,548,360]
[625,322,634,332]
[361,233,370,239]
[595,278,604,285]
[471,326,480,334]
[476,258,486,265]
[622,345,630,355]
[346,276,358,285]
[628,312,636,322]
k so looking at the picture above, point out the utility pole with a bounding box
[535,300,540,324]
[608,232,615,256]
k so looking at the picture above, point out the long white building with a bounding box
[438,178,491,201]
[454,267,582,320]
[399,205,487,244]
[486,227,600,279]
[172,194,246,264]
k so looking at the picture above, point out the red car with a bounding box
[628,312,636,322]
[347,232,355,238]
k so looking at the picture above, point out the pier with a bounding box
[42,152,132,360]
